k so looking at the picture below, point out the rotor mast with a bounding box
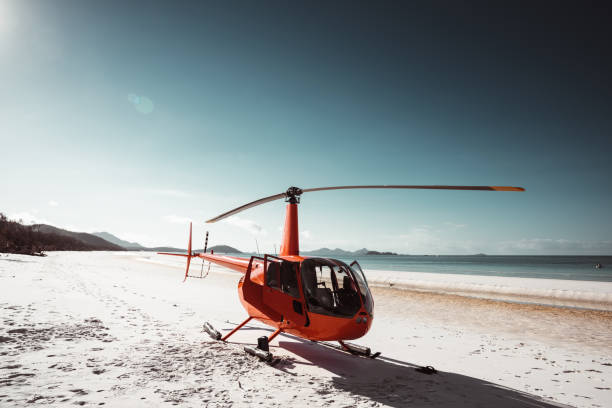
[279,187,302,256]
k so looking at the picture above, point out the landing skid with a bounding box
[244,345,273,362]
[203,320,380,362]
[203,322,221,340]
[319,340,381,359]
[202,320,278,363]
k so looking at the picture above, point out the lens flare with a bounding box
[127,93,154,114]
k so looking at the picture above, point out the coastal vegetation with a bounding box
[0,213,123,255]
[0,215,242,256]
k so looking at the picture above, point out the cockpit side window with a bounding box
[266,262,281,290]
[280,262,300,298]
[266,261,300,298]
[300,259,361,318]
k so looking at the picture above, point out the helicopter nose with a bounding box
[355,316,369,324]
[355,311,370,324]
[351,311,373,337]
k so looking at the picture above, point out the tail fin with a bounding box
[157,222,194,282]
[184,222,193,282]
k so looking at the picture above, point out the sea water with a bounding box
[146,252,612,308]
[230,254,612,282]
[332,255,612,282]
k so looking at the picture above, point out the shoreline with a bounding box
[136,252,612,312]
[365,269,612,312]
[370,285,612,354]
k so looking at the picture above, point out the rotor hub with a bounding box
[285,186,303,204]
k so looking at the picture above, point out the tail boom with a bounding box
[197,253,252,274]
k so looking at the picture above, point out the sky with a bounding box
[1,0,611,255]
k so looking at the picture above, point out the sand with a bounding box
[364,269,612,311]
[1,251,610,407]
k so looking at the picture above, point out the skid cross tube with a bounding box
[221,316,252,342]
[267,328,282,343]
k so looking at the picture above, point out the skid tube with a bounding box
[318,340,381,359]
[244,327,282,362]
[203,318,281,363]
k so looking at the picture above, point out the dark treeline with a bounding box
[0,213,107,255]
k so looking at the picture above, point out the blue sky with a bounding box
[1,1,611,254]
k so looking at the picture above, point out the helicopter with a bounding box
[159,185,524,361]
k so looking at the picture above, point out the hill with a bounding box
[300,247,370,256]
[33,225,123,250]
[206,245,242,254]
[0,215,244,256]
[143,246,187,253]
[143,245,243,254]
[0,214,123,255]
[89,232,243,254]
[366,250,399,255]
[301,248,401,256]
[92,232,144,249]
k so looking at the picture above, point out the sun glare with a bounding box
[0,1,17,37]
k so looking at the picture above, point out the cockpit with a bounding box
[300,258,373,318]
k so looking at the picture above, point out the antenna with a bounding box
[200,231,210,279]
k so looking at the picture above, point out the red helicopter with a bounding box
[159,185,524,361]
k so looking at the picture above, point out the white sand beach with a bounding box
[1,251,610,407]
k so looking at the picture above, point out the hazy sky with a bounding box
[1,1,611,254]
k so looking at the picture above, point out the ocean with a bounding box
[229,254,612,282]
[142,252,612,309]
[333,255,612,282]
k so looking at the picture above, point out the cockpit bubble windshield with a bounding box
[300,258,364,318]
[349,260,373,314]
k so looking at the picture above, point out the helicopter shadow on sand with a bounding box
[220,321,569,408]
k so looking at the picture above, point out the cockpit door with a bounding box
[262,258,307,327]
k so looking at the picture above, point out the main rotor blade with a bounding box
[205,192,286,223]
[302,185,525,193]
[205,185,524,223]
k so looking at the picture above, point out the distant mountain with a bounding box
[366,250,399,256]
[1,215,242,255]
[144,246,186,253]
[87,233,243,254]
[148,245,243,254]
[92,232,144,249]
[0,214,124,255]
[206,245,242,254]
[108,246,187,253]
[33,225,123,251]
[301,247,373,256]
